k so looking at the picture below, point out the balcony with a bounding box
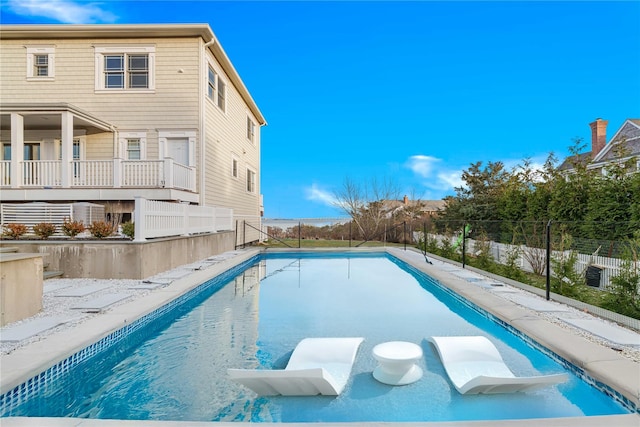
[0,158,197,200]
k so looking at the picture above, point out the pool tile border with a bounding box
[394,254,637,414]
[0,255,259,417]
[1,249,636,418]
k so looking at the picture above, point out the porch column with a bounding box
[10,113,24,188]
[60,111,74,188]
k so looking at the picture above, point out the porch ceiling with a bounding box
[0,103,115,136]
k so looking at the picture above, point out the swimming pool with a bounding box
[0,251,632,422]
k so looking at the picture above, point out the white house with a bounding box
[0,24,266,240]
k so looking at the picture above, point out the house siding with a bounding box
[203,51,261,217]
[1,25,264,226]
[1,37,200,141]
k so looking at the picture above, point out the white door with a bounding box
[167,138,189,165]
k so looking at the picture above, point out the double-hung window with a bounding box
[246,168,256,193]
[231,155,239,178]
[119,132,147,160]
[26,46,55,80]
[126,139,142,160]
[247,117,255,143]
[207,64,226,112]
[95,46,155,92]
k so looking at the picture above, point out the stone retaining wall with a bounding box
[0,231,235,280]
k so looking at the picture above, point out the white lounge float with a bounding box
[429,336,569,395]
[228,337,364,396]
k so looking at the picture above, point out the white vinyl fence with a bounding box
[233,215,263,247]
[421,233,629,290]
[133,197,233,241]
[1,199,235,241]
[1,202,104,235]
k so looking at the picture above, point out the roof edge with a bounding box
[0,23,266,125]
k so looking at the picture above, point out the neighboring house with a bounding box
[0,24,266,231]
[558,118,640,175]
[383,196,445,219]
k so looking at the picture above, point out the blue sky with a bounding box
[2,1,639,219]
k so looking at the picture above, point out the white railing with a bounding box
[122,160,164,187]
[72,160,113,186]
[0,161,9,186]
[0,159,196,192]
[133,197,234,241]
[172,161,196,191]
[22,160,61,187]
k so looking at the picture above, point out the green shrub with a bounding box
[121,221,135,239]
[62,218,85,238]
[2,223,27,239]
[88,220,114,239]
[32,222,57,239]
[602,232,640,319]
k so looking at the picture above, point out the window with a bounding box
[217,79,226,111]
[119,132,147,159]
[246,168,256,193]
[57,140,82,160]
[3,144,11,160]
[34,55,49,76]
[207,64,226,112]
[247,117,255,143]
[24,143,41,161]
[208,66,216,99]
[95,46,155,91]
[231,156,239,178]
[103,54,148,89]
[26,46,55,80]
[126,139,141,160]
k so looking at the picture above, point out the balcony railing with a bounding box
[0,159,196,192]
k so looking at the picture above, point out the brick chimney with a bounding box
[403,195,409,205]
[589,118,608,158]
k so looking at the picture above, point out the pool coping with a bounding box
[388,248,639,406]
[1,247,639,427]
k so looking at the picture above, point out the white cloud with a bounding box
[305,183,337,206]
[7,0,117,23]
[436,170,464,189]
[406,155,441,178]
[405,154,462,196]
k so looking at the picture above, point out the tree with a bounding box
[438,161,508,238]
[333,176,401,241]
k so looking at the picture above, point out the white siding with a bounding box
[0,27,263,220]
[202,51,261,218]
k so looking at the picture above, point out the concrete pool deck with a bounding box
[1,247,639,427]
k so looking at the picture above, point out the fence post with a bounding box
[349,221,352,247]
[423,222,427,253]
[462,222,467,268]
[298,221,301,248]
[235,220,239,249]
[546,220,551,300]
[163,158,174,188]
[133,196,145,242]
[403,221,407,251]
[113,158,122,188]
[182,203,189,236]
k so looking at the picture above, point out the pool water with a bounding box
[6,253,630,422]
